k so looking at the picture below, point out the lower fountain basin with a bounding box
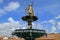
[12,29,47,40]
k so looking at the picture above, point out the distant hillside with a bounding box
[36,33,60,40]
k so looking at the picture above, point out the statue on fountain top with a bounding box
[28,4,34,16]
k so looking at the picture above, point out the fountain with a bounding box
[12,3,47,40]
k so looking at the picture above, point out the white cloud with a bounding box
[8,17,21,28]
[0,2,20,15]
[52,26,56,31]
[57,22,60,29]
[32,22,44,29]
[57,22,60,25]
[50,26,56,33]
[41,18,58,33]
[8,17,16,23]
[0,17,21,36]
[4,2,20,11]
[0,17,28,36]
[48,19,56,25]
[22,27,26,29]
[46,30,49,34]
[0,17,58,36]
[55,15,60,19]
[41,19,56,25]
[37,23,43,29]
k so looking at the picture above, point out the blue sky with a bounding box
[0,0,60,37]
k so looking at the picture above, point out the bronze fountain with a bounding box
[12,3,47,40]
